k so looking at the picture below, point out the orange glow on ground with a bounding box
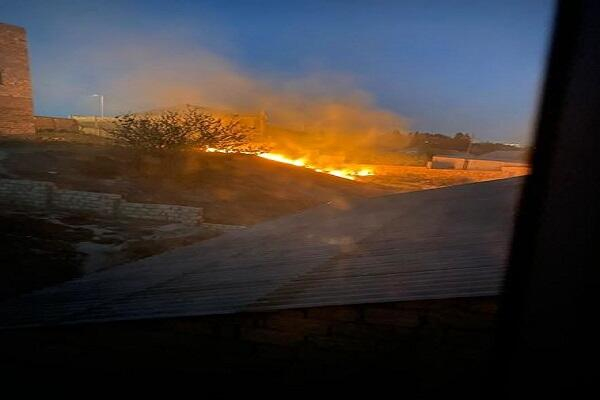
[205,148,374,180]
[256,153,375,180]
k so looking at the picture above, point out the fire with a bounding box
[257,152,307,167]
[205,148,373,180]
[257,152,373,180]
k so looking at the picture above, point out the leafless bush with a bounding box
[111,107,255,152]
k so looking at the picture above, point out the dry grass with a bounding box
[0,136,391,225]
[356,165,525,192]
[1,133,526,223]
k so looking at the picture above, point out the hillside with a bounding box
[0,135,392,225]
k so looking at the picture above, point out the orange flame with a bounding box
[257,152,373,180]
[206,148,374,180]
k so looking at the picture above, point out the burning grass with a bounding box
[206,147,375,180]
[256,152,373,180]
[206,146,526,185]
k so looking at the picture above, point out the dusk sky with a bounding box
[1,0,555,143]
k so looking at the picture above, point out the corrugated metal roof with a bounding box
[0,178,522,328]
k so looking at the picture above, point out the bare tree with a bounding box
[111,107,254,152]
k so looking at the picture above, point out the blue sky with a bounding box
[1,0,555,142]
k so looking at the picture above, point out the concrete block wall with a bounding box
[1,296,499,389]
[120,201,202,224]
[0,178,203,224]
[70,115,117,137]
[53,189,120,216]
[430,158,465,169]
[130,297,498,375]
[189,297,498,387]
[34,116,79,132]
[0,178,53,207]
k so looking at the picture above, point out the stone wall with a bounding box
[0,23,34,134]
[53,189,121,216]
[0,178,53,208]
[0,178,203,224]
[120,201,202,224]
[34,116,79,132]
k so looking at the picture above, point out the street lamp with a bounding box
[92,94,104,118]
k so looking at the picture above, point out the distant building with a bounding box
[0,22,35,134]
[430,150,530,172]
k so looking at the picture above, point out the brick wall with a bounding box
[0,178,203,224]
[0,23,34,134]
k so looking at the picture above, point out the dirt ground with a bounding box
[0,208,221,301]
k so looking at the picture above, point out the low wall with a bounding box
[0,178,203,225]
[0,178,53,208]
[53,189,120,216]
[34,116,79,132]
[70,115,116,137]
[120,201,202,224]
[0,296,499,391]
[430,158,465,170]
[430,156,530,171]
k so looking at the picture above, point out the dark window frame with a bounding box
[496,0,598,395]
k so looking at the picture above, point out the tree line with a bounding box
[403,131,521,155]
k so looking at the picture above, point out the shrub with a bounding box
[111,107,254,152]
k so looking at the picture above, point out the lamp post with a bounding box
[91,94,104,135]
[92,94,104,118]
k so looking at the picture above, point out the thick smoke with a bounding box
[99,40,411,162]
[101,40,408,135]
[39,35,409,163]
